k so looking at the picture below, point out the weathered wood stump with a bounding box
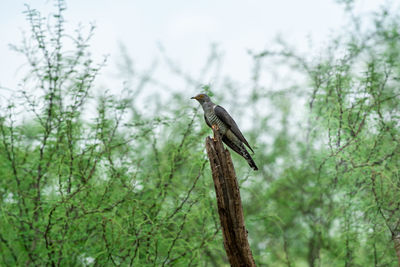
[205,126,256,267]
[394,233,400,267]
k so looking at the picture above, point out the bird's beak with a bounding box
[191,96,196,100]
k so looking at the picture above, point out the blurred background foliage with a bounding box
[0,0,399,266]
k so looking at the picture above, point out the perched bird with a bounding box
[191,93,258,171]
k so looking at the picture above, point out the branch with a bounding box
[205,126,256,267]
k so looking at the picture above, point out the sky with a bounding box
[0,0,388,101]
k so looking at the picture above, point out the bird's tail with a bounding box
[222,135,258,171]
[241,148,258,171]
[238,143,258,170]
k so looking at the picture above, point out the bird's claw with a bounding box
[212,124,219,141]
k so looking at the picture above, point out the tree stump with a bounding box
[394,233,400,267]
[205,127,256,267]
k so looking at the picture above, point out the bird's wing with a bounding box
[222,135,242,155]
[214,105,254,153]
[206,113,242,155]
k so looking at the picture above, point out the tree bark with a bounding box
[394,233,400,267]
[205,127,256,267]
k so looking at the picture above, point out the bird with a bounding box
[191,93,258,171]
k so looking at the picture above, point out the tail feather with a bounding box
[222,136,258,171]
[242,148,258,171]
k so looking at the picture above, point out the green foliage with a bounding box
[0,0,399,266]
[244,2,400,266]
[0,1,223,266]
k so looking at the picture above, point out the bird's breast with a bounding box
[206,112,228,134]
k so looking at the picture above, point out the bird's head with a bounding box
[191,93,211,104]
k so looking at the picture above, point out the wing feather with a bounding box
[214,105,254,153]
[222,135,242,155]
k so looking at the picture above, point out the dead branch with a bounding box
[205,127,256,267]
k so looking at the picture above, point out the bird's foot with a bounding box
[212,125,219,141]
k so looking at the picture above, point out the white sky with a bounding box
[0,0,387,99]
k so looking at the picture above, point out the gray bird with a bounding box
[191,93,258,171]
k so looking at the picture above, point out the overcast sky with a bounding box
[0,0,388,99]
